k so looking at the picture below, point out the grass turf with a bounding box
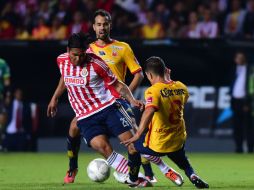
[0,153,253,190]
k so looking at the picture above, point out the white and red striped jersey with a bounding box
[57,52,117,120]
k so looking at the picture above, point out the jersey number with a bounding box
[168,100,182,125]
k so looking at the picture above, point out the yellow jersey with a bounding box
[89,40,141,82]
[143,81,189,153]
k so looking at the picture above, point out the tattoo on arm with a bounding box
[117,81,134,102]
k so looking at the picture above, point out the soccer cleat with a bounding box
[113,171,128,183]
[64,168,78,184]
[190,174,209,189]
[145,175,158,183]
[113,171,146,184]
[128,177,153,188]
[165,169,184,186]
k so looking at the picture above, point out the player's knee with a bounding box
[98,144,113,158]
[127,143,137,155]
[91,140,113,158]
[141,157,149,164]
[69,118,80,137]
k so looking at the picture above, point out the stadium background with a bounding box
[0,0,254,151]
[1,38,253,152]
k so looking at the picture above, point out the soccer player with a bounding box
[89,9,156,182]
[48,9,165,184]
[122,56,209,189]
[52,32,152,187]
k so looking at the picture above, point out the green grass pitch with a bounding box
[0,153,253,190]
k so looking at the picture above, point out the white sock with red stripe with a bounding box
[107,151,128,174]
[142,154,170,175]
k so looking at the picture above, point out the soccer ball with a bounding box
[87,158,110,182]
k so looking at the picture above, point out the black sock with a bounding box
[141,157,154,177]
[128,152,141,182]
[67,135,81,171]
[167,148,194,179]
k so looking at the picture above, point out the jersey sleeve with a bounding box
[123,43,142,74]
[144,87,159,111]
[177,81,189,104]
[56,57,63,75]
[93,57,117,86]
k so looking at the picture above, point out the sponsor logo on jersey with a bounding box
[64,76,86,86]
[111,45,123,50]
[104,59,115,65]
[112,51,117,56]
[99,51,105,56]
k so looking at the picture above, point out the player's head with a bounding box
[144,56,167,84]
[67,32,90,66]
[93,9,112,40]
[234,51,247,65]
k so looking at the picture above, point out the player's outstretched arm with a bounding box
[47,76,66,117]
[113,80,144,110]
[122,106,155,146]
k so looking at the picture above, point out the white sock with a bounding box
[107,151,128,174]
[142,154,170,174]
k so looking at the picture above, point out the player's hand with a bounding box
[47,98,58,117]
[130,99,144,111]
[121,133,140,147]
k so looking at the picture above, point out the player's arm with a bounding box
[123,43,144,93]
[122,106,155,146]
[94,55,144,109]
[47,76,66,117]
[112,80,144,110]
[128,71,144,93]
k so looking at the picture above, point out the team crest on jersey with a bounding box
[80,68,88,77]
[112,51,117,56]
[111,45,122,57]
[99,51,105,56]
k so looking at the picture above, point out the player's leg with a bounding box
[77,107,149,187]
[133,134,184,186]
[89,133,151,188]
[116,99,156,182]
[107,103,152,187]
[167,145,209,189]
[117,131,152,188]
[64,117,81,183]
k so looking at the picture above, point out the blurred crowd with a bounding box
[0,0,254,40]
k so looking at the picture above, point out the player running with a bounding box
[52,32,153,187]
[122,56,209,189]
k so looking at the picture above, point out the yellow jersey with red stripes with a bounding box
[89,40,142,82]
[143,81,189,153]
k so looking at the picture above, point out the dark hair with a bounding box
[145,56,166,77]
[67,32,91,49]
[93,9,112,23]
